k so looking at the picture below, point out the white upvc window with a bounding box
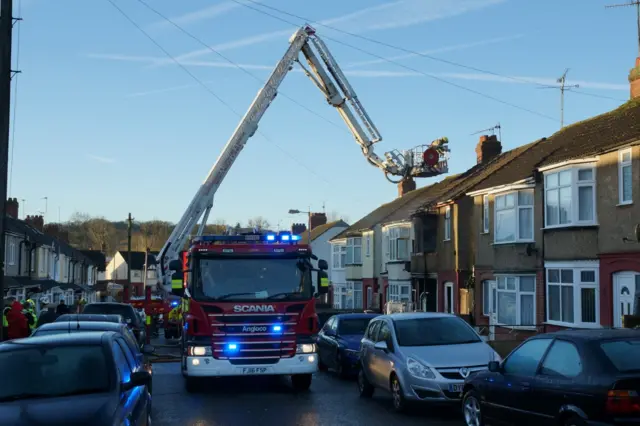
[333,283,347,309]
[387,281,412,302]
[546,262,600,328]
[331,244,346,270]
[346,237,362,265]
[482,280,496,316]
[444,206,451,241]
[385,225,411,262]
[482,195,490,233]
[618,148,633,205]
[544,166,597,227]
[365,234,371,257]
[346,281,363,309]
[495,275,536,327]
[494,190,534,243]
[8,240,15,265]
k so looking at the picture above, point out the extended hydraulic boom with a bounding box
[157,25,450,293]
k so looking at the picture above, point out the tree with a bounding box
[248,216,270,231]
[85,218,117,253]
[137,220,173,252]
[327,210,349,224]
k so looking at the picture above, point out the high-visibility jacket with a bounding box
[168,307,182,322]
[2,307,8,327]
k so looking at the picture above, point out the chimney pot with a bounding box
[309,213,327,230]
[475,134,502,165]
[5,197,18,219]
[398,178,417,197]
[291,222,307,235]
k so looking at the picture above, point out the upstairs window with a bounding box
[385,226,411,262]
[618,148,633,205]
[346,238,362,265]
[494,190,534,243]
[544,166,596,227]
[331,244,346,269]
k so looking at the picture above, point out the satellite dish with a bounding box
[423,148,439,167]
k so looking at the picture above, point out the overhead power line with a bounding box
[232,0,626,104]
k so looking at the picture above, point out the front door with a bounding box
[614,273,637,328]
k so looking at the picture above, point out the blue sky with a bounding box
[10,0,639,229]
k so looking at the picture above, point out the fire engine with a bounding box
[156,24,452,391]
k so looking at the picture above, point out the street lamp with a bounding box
[288,208,311,244]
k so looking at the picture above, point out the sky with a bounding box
[9,0,639,230]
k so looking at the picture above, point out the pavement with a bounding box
[149,337,464,426]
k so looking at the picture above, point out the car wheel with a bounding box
[563,415,587,426]
[390,374,407,413]
[291,374,312,392]
[462,389,484,426]
[357,368,374,398]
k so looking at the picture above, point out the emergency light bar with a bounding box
[192,233,302,244]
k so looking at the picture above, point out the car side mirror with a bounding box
[374,341,388,351]
[121,371,152,392]
[488,361,501,373]
[141,344,155,355]
[325,328,335,337]
[169,259,182,272]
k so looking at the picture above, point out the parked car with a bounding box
[317,313,378,377]
[0,332,152,425]
[55,314,124,324]
[461,328,640,426]
[31,321,154,391]
[82,303,146,346]
[357,312,501,412]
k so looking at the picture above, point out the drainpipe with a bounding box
[18,236,27,275]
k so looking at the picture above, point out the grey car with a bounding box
[357,312,501,412]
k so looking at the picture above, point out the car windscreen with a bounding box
[600,338,640,372]
[82,305,138,326]
[0,344,110,402]
[394,317,482,347]
[194,257,312,301]
[338,318,373,336]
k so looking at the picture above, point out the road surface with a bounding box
[151,362,465,426]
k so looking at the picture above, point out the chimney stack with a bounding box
[5,198,18,219]
[309,213,327,231]
[475,135,502,165]
[291,222,307,235]
[630,57,640,100]
[44,223,70,243]
[25,215,44,232]
[398,178,416,197]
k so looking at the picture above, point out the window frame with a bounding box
[543,165,597,228]
[346,237,362,265]
[331,243,346,270]
[494,274,537,328]
[545,261,600,329]
[538,339,583,379]
[482,195,490,234]
[365,234,371,257]
[387,281,412,303]
[444,281,454,313]
[618,148,633,205]
[345,280,363,309]
[384,225,412,262]
[482,280,497,316]
[493,190,534,244]
[502,337,553,376]
[444,206,451,241]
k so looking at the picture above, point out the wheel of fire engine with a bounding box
[562,415,587,426]
[462,389,484,426]
[390,374,407,413]
[357,368,374,398]
[291,374,312,392]
[185,376,200,393]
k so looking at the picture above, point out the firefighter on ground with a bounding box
[22,300,37,334]
[2,298,11,341]
[6,300,29,340]
[168,303,182,323]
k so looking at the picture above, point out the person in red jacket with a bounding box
[6,300,29,340]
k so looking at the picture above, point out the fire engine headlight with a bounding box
[296,344,316,354]
[188,346,212,357]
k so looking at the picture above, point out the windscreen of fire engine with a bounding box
[195,258,312,300]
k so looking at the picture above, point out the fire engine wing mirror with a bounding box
[318,259,329,271]
[169,259,183,272]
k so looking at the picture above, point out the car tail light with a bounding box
[606,389,640,415]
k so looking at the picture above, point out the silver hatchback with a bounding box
[357,312,501,412]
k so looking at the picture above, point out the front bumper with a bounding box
[397,370,469,403]
[184,354,318,377]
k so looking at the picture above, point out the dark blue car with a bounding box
[316,313,378,377]
[0,331,152,425]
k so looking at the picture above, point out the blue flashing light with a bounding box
[281,234,290,241]
[291,235,301,241]
[227,343,238,351]
[272,325,282,333]
[171,301,179,307]
[266,234,276,241]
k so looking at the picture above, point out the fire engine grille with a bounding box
[208,312,299,361]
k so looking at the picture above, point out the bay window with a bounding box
[544,166,596,227]
[346,237,362,265]
[618,148,632,204]
[387,281,412,302]
[494,190,534,243]
[546,262,599,327]
[331,244,346,269]
[385,225,411,261]
[495,275,536,326]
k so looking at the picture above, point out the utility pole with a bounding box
[126,212,133,301]
[606,1,640,56]
[538,69,579,129]
[0,0,15,342]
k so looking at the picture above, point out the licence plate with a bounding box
[242,367,269,375]
[448,384,464,393]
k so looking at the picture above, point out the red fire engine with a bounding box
[169,231,328,392]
